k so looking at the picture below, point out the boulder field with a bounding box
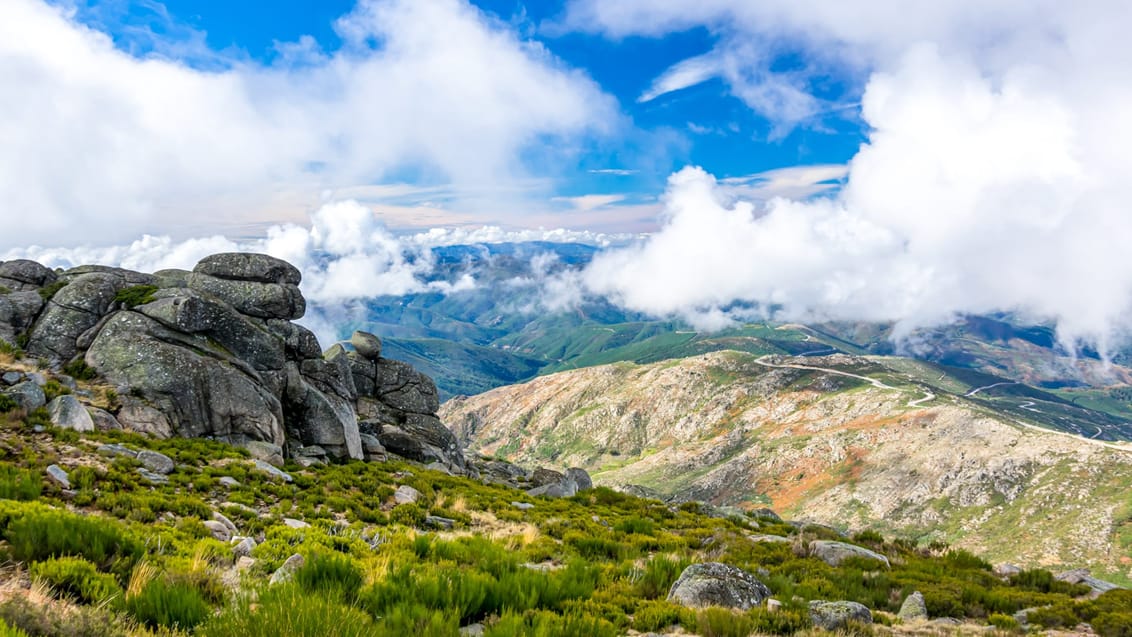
[0,253,462,470]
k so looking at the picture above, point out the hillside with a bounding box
[441,351,1132,583]
[1,367,1130,635]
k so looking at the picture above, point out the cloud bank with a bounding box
[568,0,1132,353]
[0,0,616,248]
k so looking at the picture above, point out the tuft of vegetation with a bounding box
[112,285,158,309]
[0,503,143,579]
[36,281,67,302]
[62,359,98,381]
[0,394,19,414]
[124,577,210,631]
[29,556,122,604]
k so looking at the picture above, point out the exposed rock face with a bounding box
[0,254,450,465]
[666,562,771,610]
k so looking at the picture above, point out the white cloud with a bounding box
[559,0,1132,351]
[0,0,617,249]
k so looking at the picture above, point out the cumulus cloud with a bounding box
[561,0,1132,353]
[0,0,617,249]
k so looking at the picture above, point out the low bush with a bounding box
[484,609,618,637]
[1094,612,1132,637]
[201,585,375,637]
[0,596,125,637]
[62,359,98,381]
[124,577,210,631]
[988,612,1020,631]
[29,556,121,604]
[0,395,17,414]
[294,551,365,603]
[0,466,41,501]
[2,507,143,579]
[37,281,66,302]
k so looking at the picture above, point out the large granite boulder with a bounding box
[85,311,287,445]
[0,291,44,346]
[809,601,873,630]
[667,563,771,610]
[810,541,891,568]
[0,260,57,291]
[5,253,455,467]
[25,269,157,364]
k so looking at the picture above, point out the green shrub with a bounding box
[632,600,693,632]
[0,466,41,501]
[3,508,142,579]
[112,285,157,309]
[614,516,656,535]
[0,596,125,637]
[201,585,375,636]
[0,395,17,414]
[37,281,66,302]
[988,613,1020,631]
[695,607,756,637]
[62,359,98,381]
[634,554,691,599]
[1094,612,1132,637]
[1010,568,1089,595]
[294,551,365,602]
[0,619,27,637]
[124,577,210,630]
[29,557,121,604]
[1026,603,1080,629]
[484,609,618,637]
[389,503,426,527]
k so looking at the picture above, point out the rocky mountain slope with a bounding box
[0,255,461,470]
[442,351,1132,582]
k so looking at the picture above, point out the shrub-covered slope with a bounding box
[2,369,1129,636]
[442,351,1132,583]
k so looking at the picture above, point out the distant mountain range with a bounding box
[340,241,1132,432]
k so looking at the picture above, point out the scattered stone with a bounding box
[136,468,169,485]
[32,426,45,433]
[294,456,323,468]
[393,485,421,505]
[244,441,286,468]
[425,515,456,530]
[232,537,256,559]
[767,598,783,612]
[137,449,175,475]
[350,331,382,360]
[55,375,78,391]
[897,591,928,621]
[749,534,791,543]
[809,600,873,631]
[1,371,21,385]
[512,501,535,511]
[203,520,233,542]
[565,467,593,491]
[218,476,241,488]
[5,381,45,411]
[426,462,453,475]
[88,408,122,431]
[752,508,783,522]
[994,563,1022,578]
[46,395,95,432]
[283,518,310,529]
[459,624,485,637]
[45,464,70,489]
[253,459,292,482]
[97,445,138,463]
[667,562,772,610]
[810,540,890,568]
[212,511,238,535]
[25,372,46,387]
[269,553,305,585]
[1055,568,1123,596]
[297,445,328,458]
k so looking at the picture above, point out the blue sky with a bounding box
[38,0,864,237]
